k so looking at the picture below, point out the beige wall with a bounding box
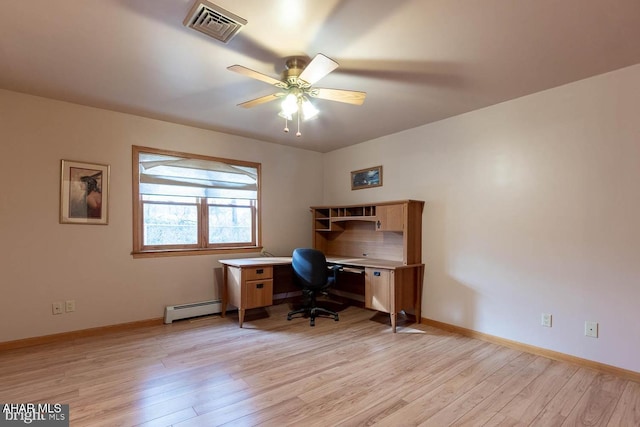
[323,64,640,373]
[0,89,323,342]
[2,64,639,374]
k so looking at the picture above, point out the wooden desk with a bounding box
[221,200,425,332]
[219,256,423,332]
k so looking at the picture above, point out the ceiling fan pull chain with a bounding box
[283,117,289,133]
[296,113,302,137]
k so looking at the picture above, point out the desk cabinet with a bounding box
[225,264,274,327]
[364,266,423,332]
[375,204,404,232]
[365,268,391,312]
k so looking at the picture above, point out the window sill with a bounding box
[132,246,263,259]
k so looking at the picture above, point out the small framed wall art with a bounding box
[60,160,110,224]
[351,165,383,190]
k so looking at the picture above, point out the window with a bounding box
[132,146,261,257]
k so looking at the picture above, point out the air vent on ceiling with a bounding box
[183,1,247,43]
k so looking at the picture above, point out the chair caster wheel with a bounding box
[334,316,339,321]
[287,316,292,321]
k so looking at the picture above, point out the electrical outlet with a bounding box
[541,313,552,327]
[65,300,76,313]
[52,302,63,315]
[585,321,598,338]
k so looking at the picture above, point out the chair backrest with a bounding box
[292,248,329,290]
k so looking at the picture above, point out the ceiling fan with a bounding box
[228,54,366,136]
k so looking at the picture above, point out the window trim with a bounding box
[132,146,262,258]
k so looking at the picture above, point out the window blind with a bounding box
[138,152,258,199]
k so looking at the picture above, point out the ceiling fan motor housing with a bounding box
[283,57,311,87]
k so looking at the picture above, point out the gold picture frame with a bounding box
[60,160,110,225]
[351,165,383,190]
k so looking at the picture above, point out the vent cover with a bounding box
[183,1,247,43]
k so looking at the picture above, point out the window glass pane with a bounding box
[208,206,252,243]
[143,203,198,245]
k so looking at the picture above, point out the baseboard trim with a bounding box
[0,318,164,351]
[422,317,640,383]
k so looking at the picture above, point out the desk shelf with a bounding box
[314,206,379,231]
[330,216,376,223]
[313,208,331,231]
[332,205,376,218]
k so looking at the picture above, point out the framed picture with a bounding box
[351,165,383,190]
[60,160,110,225]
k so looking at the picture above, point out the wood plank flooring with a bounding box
[1,303,639,426]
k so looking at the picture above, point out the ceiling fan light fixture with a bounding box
[280,93,298,117]
[277,111,293,120]
[302,98,319,121]
[277,94,318,136]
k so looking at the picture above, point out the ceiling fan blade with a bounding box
[237,93,283,108]
[298,54,339,85]
[310,88,366,105]
[228,65,283,86]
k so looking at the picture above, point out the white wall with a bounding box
[323,64,640,373]
[0,89,323,342]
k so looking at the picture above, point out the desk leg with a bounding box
[239,309,245,328]
[221,266,228,318]
[390,280,397,333]
[415,265,424,325]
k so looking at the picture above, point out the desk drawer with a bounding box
[244,266,273,281]
[243,279,273,309]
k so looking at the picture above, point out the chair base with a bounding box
[287,306,339,327]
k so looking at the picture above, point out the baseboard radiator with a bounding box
[164,300,222,324]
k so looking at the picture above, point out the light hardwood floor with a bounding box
[1,303,639,426]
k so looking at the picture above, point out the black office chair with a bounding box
[287,248,341,326]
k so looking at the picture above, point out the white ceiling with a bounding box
[1,0,639,153]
